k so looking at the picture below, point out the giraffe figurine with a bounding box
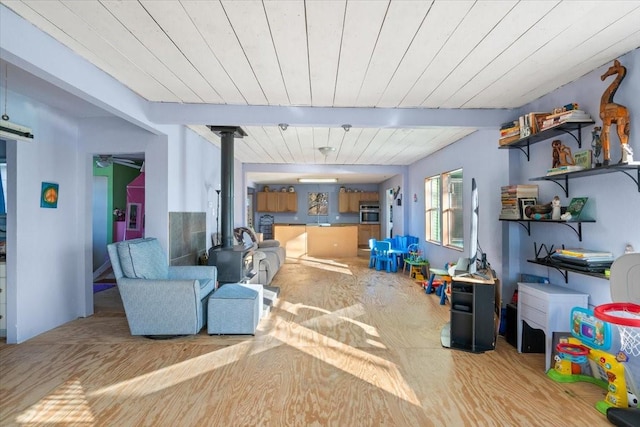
[599,59,631,165]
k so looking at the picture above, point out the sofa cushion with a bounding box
[234,227,256,244]
[258,240,280,248]
[117,238,168,279]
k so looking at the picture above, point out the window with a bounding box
[443,169,463,250]
[425,169,464,250]
[424,175,441,243]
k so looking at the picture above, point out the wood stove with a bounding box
[206,126,254,284]
[208,244,256,284]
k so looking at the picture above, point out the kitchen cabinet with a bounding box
[256,192,297,212]
[339,192,378,213]
[358,224,380,247]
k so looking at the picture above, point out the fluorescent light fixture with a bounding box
[0,119,34,142]
[298,178,338,183]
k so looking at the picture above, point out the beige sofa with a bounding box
[233,227,286,285]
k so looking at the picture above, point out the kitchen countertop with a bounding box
[273,224,359,258]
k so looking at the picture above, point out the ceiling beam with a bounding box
[147,103,512,129]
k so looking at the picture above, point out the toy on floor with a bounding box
[548,305,639,414]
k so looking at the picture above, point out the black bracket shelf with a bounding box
[530,163,640,196]
[527,259,608,283]
[499,219,594,241]
[499,121,594,161]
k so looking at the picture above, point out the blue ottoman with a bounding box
[208,284,259,335]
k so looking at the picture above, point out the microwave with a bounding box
[360,204,380,224]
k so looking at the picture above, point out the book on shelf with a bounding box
[554,248,614,260]
[554,253,614,262]
[549,257,612,272]
[528,112,550,134]
[499,212,521,220]
[500,120,519,130]
[566,197,588,218]
[500,128,520,138]
[555,247,613,257]
[499,134,520,146]
[574,150,592,169]
[546,165,584,175]
[500,185,538,220]
[540,110,592,130]
[545,109,591,120]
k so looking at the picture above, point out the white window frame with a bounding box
[442,169,464,250]
[424,175,441,244]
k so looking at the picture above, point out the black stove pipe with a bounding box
[220,130,235,249]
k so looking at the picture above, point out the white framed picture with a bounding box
[519,198,537,219]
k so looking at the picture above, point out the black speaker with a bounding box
[522,320,545,353]
[506,303,518,348]
[505,303,545,353]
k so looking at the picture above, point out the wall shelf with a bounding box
[498,121,594,161]
[530,163,640,196]
[527,259,608,283]
[499,218,595,241]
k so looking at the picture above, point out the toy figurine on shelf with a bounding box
[599,60,631,165]
[551,196,562,220]
[591,126,603,167]
[552,139,575,168]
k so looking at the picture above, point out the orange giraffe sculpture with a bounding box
[600,60,630,165]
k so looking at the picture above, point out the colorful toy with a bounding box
[548,306,639,414]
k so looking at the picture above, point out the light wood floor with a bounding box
[0,254,610,426]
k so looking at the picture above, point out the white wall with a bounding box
[164,124,223,247]
[4,92,85,343]
[4,96,223,343]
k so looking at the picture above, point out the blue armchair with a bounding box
[107,238,217,336]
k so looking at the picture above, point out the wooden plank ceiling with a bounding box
[2,0,640,169]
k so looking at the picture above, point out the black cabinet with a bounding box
[449,277,496,353]
[506,303,545,353]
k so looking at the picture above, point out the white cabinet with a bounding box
[517,282,588,372]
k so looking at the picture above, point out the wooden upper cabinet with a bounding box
[339,192,379,213]
[361,192,379,202]
[257,191,297,212]
[256,192,268,212]
[278,192,298,212]
[256,192,278,212]
[338,193,351,213]
[348,194,361,212]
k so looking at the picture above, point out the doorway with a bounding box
[91,154,144,292]
[386,187,394,239]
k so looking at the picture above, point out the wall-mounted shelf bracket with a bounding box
[557,126,583,147]
[517,221,531,235]
[514,142,530,161]
[500,219,591,241]
[547,175,569,197]
[527,259,607,283]
[560,221,583,241]
[531,164,639,194]
[618,166,640,192]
